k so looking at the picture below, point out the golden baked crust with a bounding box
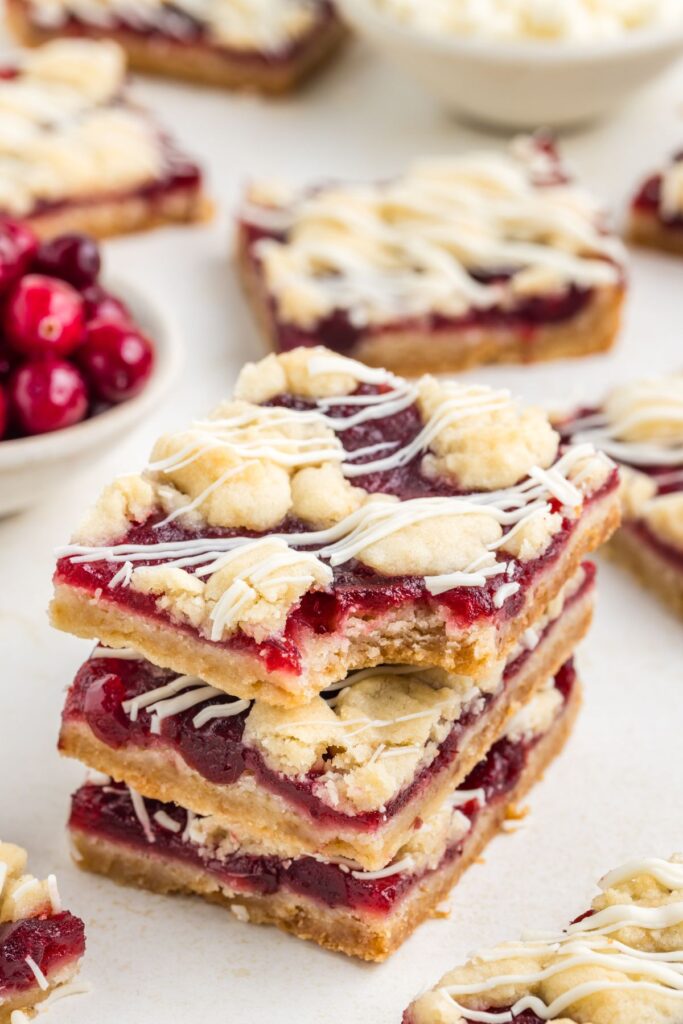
[59,579,593,870]
[628,209,683,255]
[6,0,346,94]
[69,681,580,961]
[406,844,683,1023]
[237,230,624,375]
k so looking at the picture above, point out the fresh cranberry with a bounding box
[35,232,101,288]
[79,319,154,403]
[80,283,131,325]
[0,383,7,439]
[9,359,88,435]
[0,219,38,295]
[0,340,15,378]
[4,274,85,358]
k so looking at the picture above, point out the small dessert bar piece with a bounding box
[629,149,683,254]
[404,853,683,1023]
[7,0,345,94]
[238,136,626,375]
[558,375,683,618]
[51,348,620,707]
[68,662,580,961]
[0,39,206,239]
[59,567,593,871]
[0,843,86,1023]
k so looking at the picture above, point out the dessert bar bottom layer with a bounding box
[628,210,683,255]
[608,524,683,620]
[0,913,85,1024]
[68,668,580,961]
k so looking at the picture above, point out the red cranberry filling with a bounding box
[69,671,571,916]
[0,912,85,995]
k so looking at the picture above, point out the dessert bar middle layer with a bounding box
[60,566,593,871]
[51,347,619,706]
[68,662,580,961]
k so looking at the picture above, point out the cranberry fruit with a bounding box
[10,359,88,435]
[0,219,38,294]
[4,274,85,358]
[0,383,7,439]
[35,232,101,288]
[79,320,154,403]
[80,283,131,325]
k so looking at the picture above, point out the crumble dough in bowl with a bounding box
[0,278,181,517]
[337,0,683,129]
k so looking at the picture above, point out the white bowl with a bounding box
[0,278,181,517]
[337,0,683,129]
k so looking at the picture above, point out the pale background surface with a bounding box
[1,27,682,1023]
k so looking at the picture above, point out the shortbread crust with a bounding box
[629,150,683,255]
[68,670,580,961]
[51,347,619,706]
[59,568,593,870]
[7,0,345,94]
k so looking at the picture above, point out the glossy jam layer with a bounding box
[632,167,683,229]
[54,372,617,680]
[61,576,590,831]
[0,912,84,995]
[624,520,683,571]
[241,222,596,357]
[15,0,336,66]
[69,666,572,916]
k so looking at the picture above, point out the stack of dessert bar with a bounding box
[50,346,620,960]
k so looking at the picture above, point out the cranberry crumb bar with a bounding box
[50,347,620,706]
[0,39,206,239]
[237,136,626,375]
[7,0,345,94]
[59,564,593,871]
[68,662,580,961]
[403,854,683,1023]
[0,843,86,1023]
[558,375,683,618]
[629,149,683,254]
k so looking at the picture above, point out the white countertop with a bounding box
[1,29,683,1024]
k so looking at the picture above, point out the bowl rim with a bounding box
[337,0,683,63]
[0,274,182,469]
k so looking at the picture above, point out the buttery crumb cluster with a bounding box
[405,856,683,1024]
[54,346,618,958]
[0,842,60,923]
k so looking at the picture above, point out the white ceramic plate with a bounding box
[0,277,182,517]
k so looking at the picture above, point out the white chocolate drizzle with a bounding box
[24,956,49,991]
[425,856,683,1023]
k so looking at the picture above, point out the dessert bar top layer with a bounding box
[239,135,626,333]
[19,0,333,57]
[0,38,201,219]
[62,567,590,823]
[404,854,683,1024]
[558,373,683,545]
[53,346,617,694]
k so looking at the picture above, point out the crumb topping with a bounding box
[0,40,165,216]
[242,138,624,331]
[0,842,59,924]
[24,0,323,53]
[63,347,613,644]
[407,855,683,1024]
